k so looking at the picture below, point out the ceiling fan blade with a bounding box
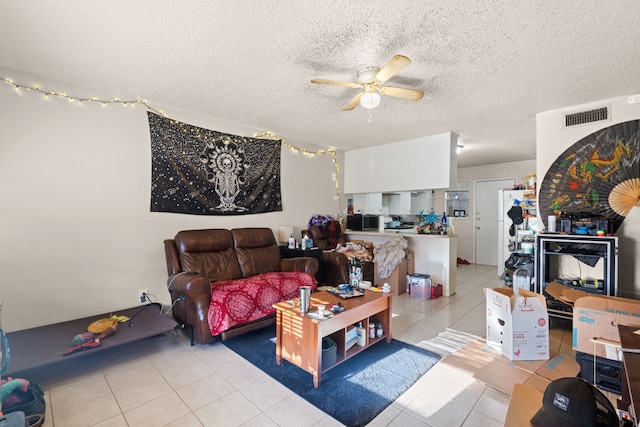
[343,93,364,111]
[374,55,412,83]
[380,86,424,101]
[311,79,361,89]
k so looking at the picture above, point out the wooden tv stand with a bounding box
[273,290,392,388]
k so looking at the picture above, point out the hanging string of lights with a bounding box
[1,77,165,115]
[2,77,342,202]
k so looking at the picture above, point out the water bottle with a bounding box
[442,212,448,234]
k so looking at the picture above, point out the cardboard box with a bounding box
[504,383,543,427]
[485,288,550,361]
[545,281,640,360]
[374,257,407,295]
[406,251,415,275]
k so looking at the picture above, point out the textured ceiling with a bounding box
[2,1,639,167]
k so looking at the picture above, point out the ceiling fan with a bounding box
[311,55,424,111]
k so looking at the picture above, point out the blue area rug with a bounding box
[223,326,440,426]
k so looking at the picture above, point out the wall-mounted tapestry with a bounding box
[148,112,282,215]
[539,119,640,232]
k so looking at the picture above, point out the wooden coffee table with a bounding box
[273,290,392,388]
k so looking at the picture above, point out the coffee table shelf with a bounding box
[274,290,392,388]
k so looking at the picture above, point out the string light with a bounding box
[1,77,165,116]
[3,77,342,205]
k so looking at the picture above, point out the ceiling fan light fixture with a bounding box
[360,90,381,109]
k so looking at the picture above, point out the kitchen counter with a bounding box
[346,230,457,296]
[353,229,456,237]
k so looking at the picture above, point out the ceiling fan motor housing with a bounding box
[358,68,380,85]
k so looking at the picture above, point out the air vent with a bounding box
[564,106,609,127]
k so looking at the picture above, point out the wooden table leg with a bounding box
[275,311,282,365]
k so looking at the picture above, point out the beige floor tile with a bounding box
[49,371,111,412]
[239,375,293,411]
[263,393,326,427]
[52,391,122,427]
[386,410,431,426]
[195,391,262,427]
[102,356,162,390]
[154,352,216,389]
[405,391,472,427]
[366,403,403,426]
[91,414,129,427]
[123,391,192,426]
[165,412,203,427]
[462,410,504,426]
[112,372,173,412]
[166,412,206,427]
[177,372,237,411]
[471,387,510,423]
[391,313,420,335]
[217,358,269,389]
[240,413,280,426]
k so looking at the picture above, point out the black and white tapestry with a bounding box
[148,112,282,215]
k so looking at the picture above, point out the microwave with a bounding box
[347,214,379,231]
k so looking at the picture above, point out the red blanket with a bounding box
[207,271,317,336]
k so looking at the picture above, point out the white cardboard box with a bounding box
[485,288,550,361]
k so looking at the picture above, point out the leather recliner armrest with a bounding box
[322,251,350,285]
[280,257,319,277]
[167,272,212,305]
[167,272,215,344]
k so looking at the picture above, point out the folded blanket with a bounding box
[207,271,317,336]
[374,236,408,279]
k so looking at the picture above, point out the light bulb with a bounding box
[360,91,381,109]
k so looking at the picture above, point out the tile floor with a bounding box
[12,264,571,426]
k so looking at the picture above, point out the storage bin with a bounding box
[576,351,622,394]
[407,274,441,299]
[322,337,337,369]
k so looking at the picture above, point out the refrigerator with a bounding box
[497,190,527,276]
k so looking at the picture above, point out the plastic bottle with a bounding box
[441,212,449,234]
[356,322,366,346]
[288,234,295,249]
[301,235,308,250]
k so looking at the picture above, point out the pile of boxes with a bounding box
[500,282,640,425]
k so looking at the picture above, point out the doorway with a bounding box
[474,178,516,265]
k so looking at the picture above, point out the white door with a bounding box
[475,179,516,265]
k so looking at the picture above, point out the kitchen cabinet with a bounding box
[352,192,382,214]
[344,132,458,193]
[385,192,411,215]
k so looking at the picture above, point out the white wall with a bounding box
[436,160,537,263]
[0,68,344,331]
[536,94,640,298]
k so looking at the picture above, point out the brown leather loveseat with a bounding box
[164,227,319,344]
